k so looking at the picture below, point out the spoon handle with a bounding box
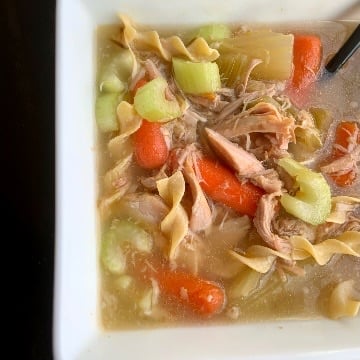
[326,23,360,73]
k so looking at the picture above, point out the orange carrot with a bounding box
[141,258,225,317]
[133,120,169,169]
[291,35,322,91]
[196,156,264,216]
[131,77,148,97]
[329,121,360,187]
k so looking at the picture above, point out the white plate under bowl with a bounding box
[54,1,360,359]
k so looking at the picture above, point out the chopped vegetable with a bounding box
[172,57,221,95]
[219,31,294,80]
[332,121,360,158]
[229,267,262,299]
[291,35,322,90]
[134,77,181,122]
[100,73,125,93]
[309,107,331,131]
[216,53,250,86]
[98,49,133,93]
[133,120,169,169]
[195,155,264,216]
[95,93,120,133]
[188,23,232,43]
[131,77,148,96]
[329,121,360,187]
[115,275,133,290]
[101,219,153,274]
[278,157,331,225]
[142,259,226,317]
[101,222,127,274]
[114,219,153,253]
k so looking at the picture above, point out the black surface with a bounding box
[3,0,55,359]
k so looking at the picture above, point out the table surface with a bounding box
[3,0,55,358]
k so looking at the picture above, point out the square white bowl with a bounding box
[54,1,360,359]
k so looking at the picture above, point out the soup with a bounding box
[95,15,360,330]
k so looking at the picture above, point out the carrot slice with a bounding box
[131,253,226,317]
[151,267,225,316]
[291,35,322,90]
[195,156,264,216]
[131,77,148,97]
[133,120,169,169]
[329,121,360,187]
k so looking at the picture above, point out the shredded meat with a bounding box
[205,128,264,175]
[234,58,263,96]
[316,216,360,242]
[251,169,283,194]
[205,128,283,193]
[253,193,292,254]
[183,155,213,232]
[187,94,228,113]
[321,145,360,177]
[213,102,295,151]
[273,216,317,243]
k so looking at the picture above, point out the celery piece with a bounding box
[309,107,331,131]
[172,57,221,95]
[229,267,262,299]
[115,275,133,290]
[219,31,294,80]
[189,24,232,43]
[98,49,133,93]
[101,225,126,275]
[216,53,249,87]
[95,93,120,132]
[100,73,125,93]
[101,219,153,274]
[134,77,181,122]
[278,158,331,226]
[114,219,153,253]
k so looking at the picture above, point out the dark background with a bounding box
[3,0,55,359]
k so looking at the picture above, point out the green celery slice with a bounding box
[101,223,126,274]
[101,219,153,274]
[189,24,232,43]
[172,57,221,95]
[278,158,331,226]
[95,93,121,133]
[219,31,294,80]
[98,49,133,93]
[133,77,181,122]
[216,53,249,87]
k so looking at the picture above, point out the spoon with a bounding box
[325,23,360,73]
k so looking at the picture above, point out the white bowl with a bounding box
[54,1,360,359]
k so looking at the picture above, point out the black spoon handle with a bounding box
[326,23,360,73]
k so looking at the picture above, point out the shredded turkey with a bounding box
[273,216,317,244]
[213,102,296,150]
[321,145,360,177]
[205,128,283,193]
[234,58,263,96]
[253,193,293,255]
[183,155,213,232]
[316,216,360,242]
[251,169,283,194]
[205,128,264,175]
